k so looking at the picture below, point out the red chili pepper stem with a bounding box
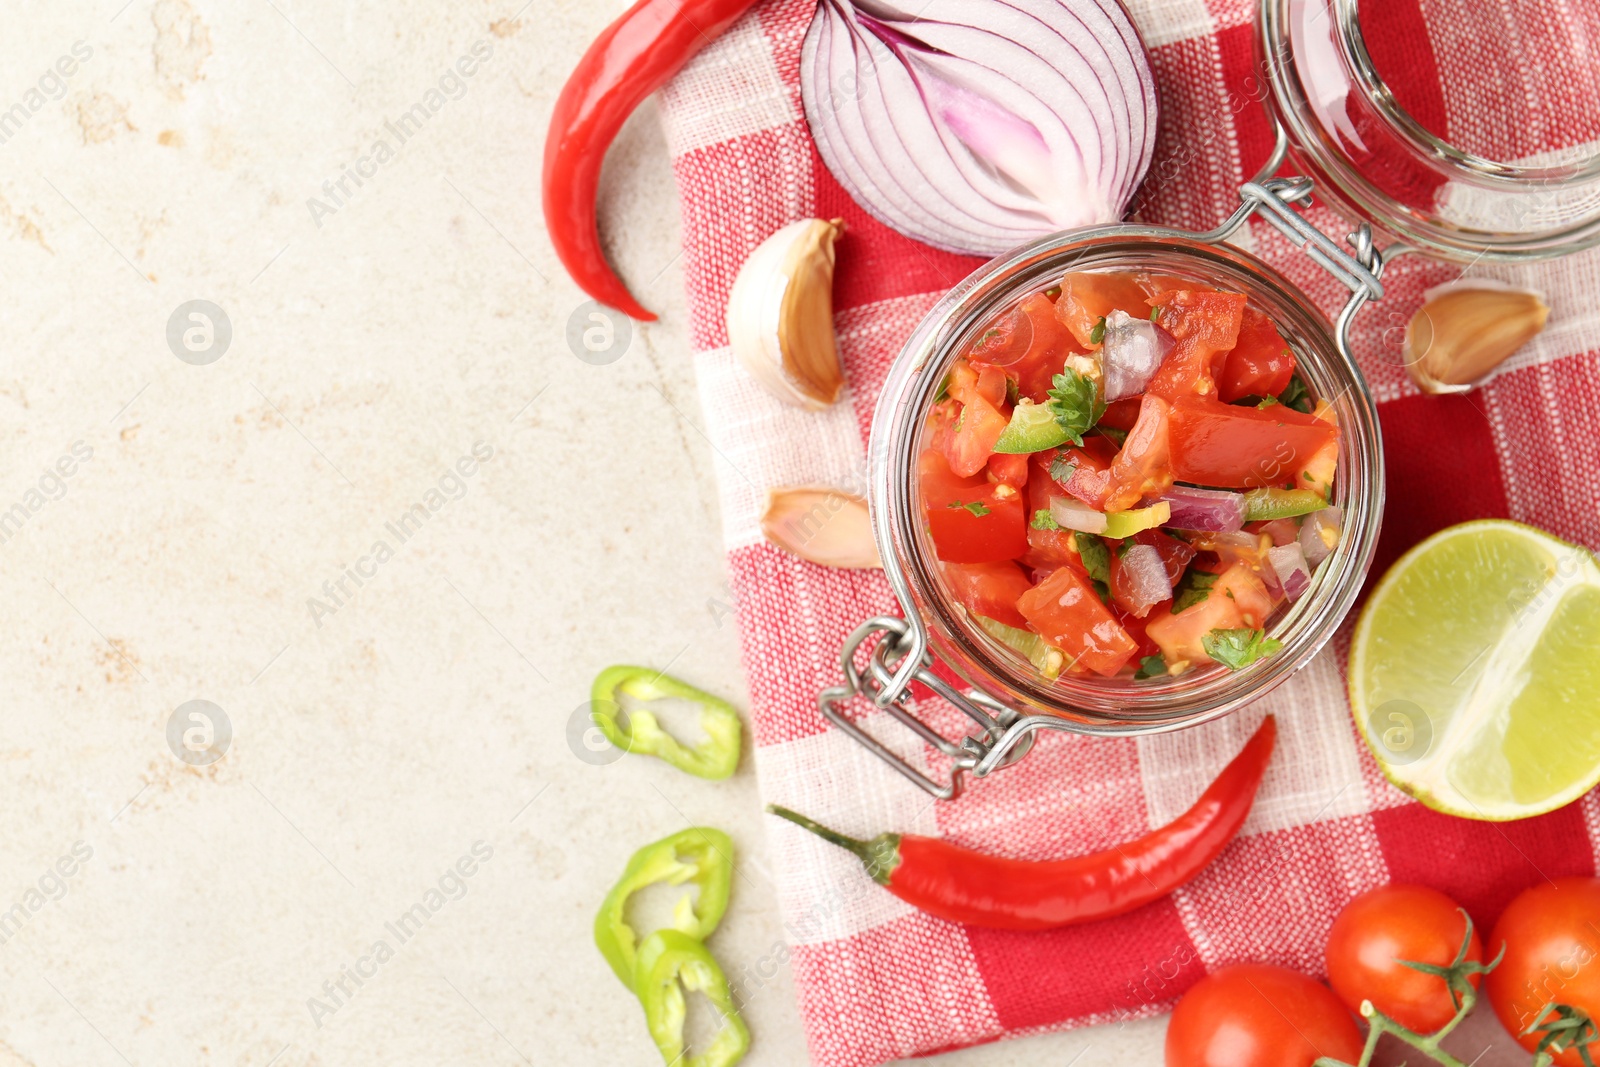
[766,805,902,885]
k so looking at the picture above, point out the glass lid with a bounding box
[1259,0,1600,261]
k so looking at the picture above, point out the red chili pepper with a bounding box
[543,0,762,322]
[767,715,1275,931]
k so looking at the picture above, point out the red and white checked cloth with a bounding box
[654,1,1600,1063]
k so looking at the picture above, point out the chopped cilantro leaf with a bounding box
[1030,509,1061,531]
[1044,285,1062,299]
[1278,372,1314,414]
[1135,655,1168,680]
[1074,532,1111,583]
[948,500,991,518]
[1046,367,1104,447]
[1173,569,1219,614]
[1201,628,1283,670]
[1257,395,1280,409]
[1049,453,1078,484]
[1150,305,1162,322]
[1089,316,1107,345]
[935,373,951,404]
[1091,577,1112,605]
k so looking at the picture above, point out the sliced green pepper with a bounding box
[595,828,734,987]
[1242,487,1328,522]
[591,666,743,779]
[635,929,750,1067]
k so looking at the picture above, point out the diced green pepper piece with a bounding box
[1241,488,1327,522]
[1103,501,1171,539]
[594,828,734,988]
[973,615,1065,679]
[991,398,1071,454]
[591,666,742,779]
[635,929,751,1067]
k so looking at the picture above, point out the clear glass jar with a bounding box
[819,0,1592,798]
[1260,0,1600,261]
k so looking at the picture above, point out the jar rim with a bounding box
[866,225,1385,732]
[1258,0,1600,261]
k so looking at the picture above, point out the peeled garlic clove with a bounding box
[1403,282,1550,394]
[760,486,880,569]
[727,219,846,410]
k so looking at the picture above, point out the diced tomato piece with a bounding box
[943,363,1010,478]
[1214,561,1277,628]
[920,449,1028,563]
[1056,272,1152,349]
[1145,586,1244,668]
[1068,394,1174,511]
[1291,402,1339,497]
[1022,458,1082,570]
[975,365,1009,407]
[986,451,1029,488]
[965,305,1033,366]
[1134,529,1197,584]
[942,561,1033,630]
[1218,308,1296,403]
[1016,567,1139,676]
[1167,396,1339,489]
[1004,293,1084,402]
[1114,602,1165,659]
[1099,397,1143,432]
[924,397,959,457]
[1146,290,1247,400]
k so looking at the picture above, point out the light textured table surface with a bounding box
[0,3,1521,1066]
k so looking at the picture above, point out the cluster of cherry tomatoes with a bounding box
[1166,878,1600,1066]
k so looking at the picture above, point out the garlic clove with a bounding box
[1403,282,1550,395]
[760,486,881,569]
[726,219,847,410]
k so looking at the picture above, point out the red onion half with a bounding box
[800,0,1159,256]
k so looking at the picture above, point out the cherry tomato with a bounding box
[1165,963,1363,1067]
[1325,884,1481,1033]
[1015,567,1137,676]
[920,450,1027,564]
[1485,877,1600,1066]
[941,561,1034,630]
[1218,308,1296,403]
[1146,290,1247,400]
[1167,396,1338,489]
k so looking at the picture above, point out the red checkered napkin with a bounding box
[655,1,1600,1063]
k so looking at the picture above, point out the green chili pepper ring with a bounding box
[594,828,734,987]
[590,666,743,779]
[635,929,751,1067]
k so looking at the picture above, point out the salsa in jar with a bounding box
[920,270,1344,681]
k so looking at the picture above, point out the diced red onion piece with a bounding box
[1101,311,1175,401]
[1120,544,1172,615]
[1049,496,1108,534]
[1300,506,1344,566]
[1160,485,1246,532]
[1269,543,1313,602]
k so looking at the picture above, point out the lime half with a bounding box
[1350,520,1600,821]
